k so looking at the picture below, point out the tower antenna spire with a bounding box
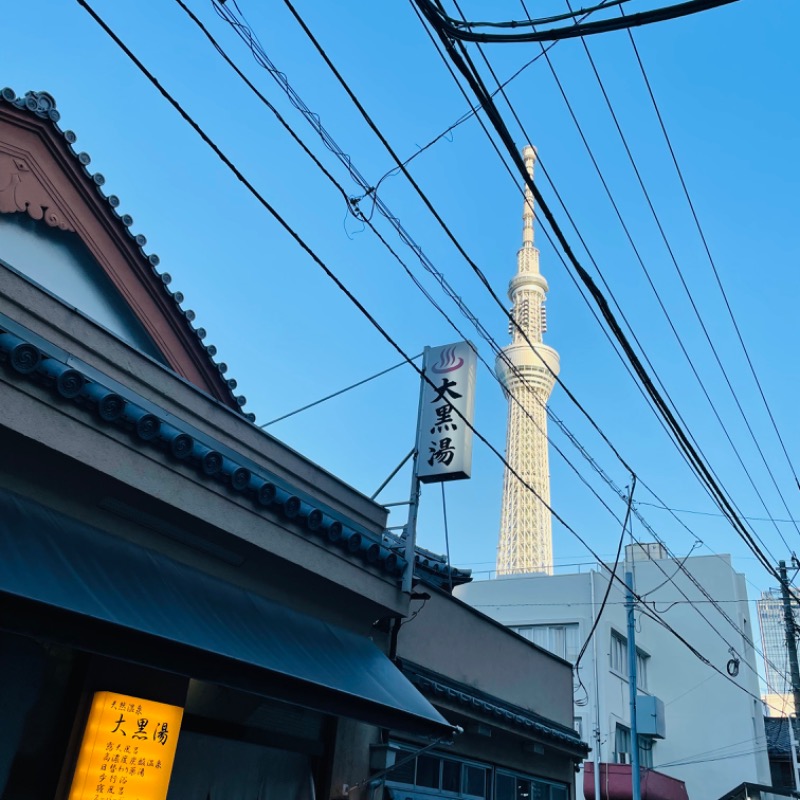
[522,145,536,249]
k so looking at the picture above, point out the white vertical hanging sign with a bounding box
[415,341,477,483]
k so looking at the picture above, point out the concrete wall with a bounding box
[397,587,575,727]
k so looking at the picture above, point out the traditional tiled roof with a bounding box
[765,716,800,757]
[400,660,588,755]
[0,88,248,416]
[408,542,472,590]
[0,318,406,580]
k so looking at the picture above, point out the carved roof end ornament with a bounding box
[0,151,75,231]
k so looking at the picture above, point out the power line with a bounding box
[74,0,623,582]
[576,476,636,667]
[422,20,800,694]
[217,0,769,589]
[199,1,769,663]
[203,0,671,534]
[415,0,739,43]
[444,0,782,569]
[637,500,800,525]
[444,0,635,30]
[260,353,422,427]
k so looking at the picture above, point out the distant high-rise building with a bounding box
[496,146,560,576]
[757,587,798,715]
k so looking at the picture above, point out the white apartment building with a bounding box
[456,545,772,800]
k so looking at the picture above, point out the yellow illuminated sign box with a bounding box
[68,691,183,800]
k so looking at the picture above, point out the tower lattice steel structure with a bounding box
[496,146,560,576]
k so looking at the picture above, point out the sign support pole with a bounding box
[402,348,429,594]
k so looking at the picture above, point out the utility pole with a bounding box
[779,561,800,714]
[626,571,642,800]
[779,560,800,790]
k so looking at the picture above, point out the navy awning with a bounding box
[0,488,454,737]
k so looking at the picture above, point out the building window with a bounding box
[614,725,654,768]
[512,624,580,663]
[639,736,654,769]
[610,632,649,691]
[636,649,649,691]
[611,631,627,674]
[389,749,567,800]
[387,748,490,798]
[495,770,569,800]
[615,724,631,763]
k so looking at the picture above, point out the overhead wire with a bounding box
[365,0,634,193]
[426,1,797,681]
[214,0,771,593]
[414,0,739,43]
[509,0,795,555]
[425,13,800,700]
[252,0,800,700]
[441,0,790,569]
[637,500,800,525]
[260,353,422,427]
[575,476,636,667]
[74,0,628,588]
[444,0,635,29]
[198,0,777,659]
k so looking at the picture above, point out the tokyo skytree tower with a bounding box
[496,146,560,576]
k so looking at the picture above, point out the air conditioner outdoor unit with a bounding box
[617,752,630,765]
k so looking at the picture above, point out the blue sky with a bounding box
[3,0,799,599]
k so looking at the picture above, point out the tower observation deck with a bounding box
[496,145,560,576]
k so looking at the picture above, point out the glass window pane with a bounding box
[496,772,516,800]
[550,627,566,659]
[442,759,460,792]
[615,724,631,761]
[464,765,487,798]
[639,736,654,769]
[390,753,415,785]
[611,632,628,673]
[565,625,580,663]
[417,754,440,788]
[636,651,649,691]
[531,779,548,800]
[517,778,532,800]
[551,785,568,800]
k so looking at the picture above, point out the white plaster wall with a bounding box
[457,554,771,800]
